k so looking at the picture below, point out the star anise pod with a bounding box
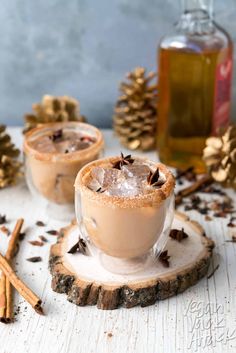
[0,214,6,224]
[50,129,63,142]
[147,167,164,187]
[112,152,134,170]
[147,168,159,185]
[169,228,188,242]
[159,250,170,267]
[67,238,88,255]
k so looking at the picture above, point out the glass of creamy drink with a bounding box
[74,154,175,274]
[24,122,104,220]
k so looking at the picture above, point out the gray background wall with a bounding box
[0,0,236,128]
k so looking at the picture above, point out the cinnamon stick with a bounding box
[175,174,213,206]
[0,218,24,323]
[0,251,43,316]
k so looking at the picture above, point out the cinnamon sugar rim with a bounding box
[75,156,175,208]
[23,122,104,162]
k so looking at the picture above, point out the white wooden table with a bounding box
[0,127,236,353]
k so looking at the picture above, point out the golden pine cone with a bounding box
[24,95,86,133]
[113,67,158,151]
[0,125,22,188]
[203,125,236,187]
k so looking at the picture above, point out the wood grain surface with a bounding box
[49,213,214,309]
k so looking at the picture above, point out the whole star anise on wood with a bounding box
[159,250,170,267]
[169,228,189,242]
[67,238,88,255]
[112,152,134,170]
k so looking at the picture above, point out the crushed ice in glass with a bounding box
[88,162,166,197]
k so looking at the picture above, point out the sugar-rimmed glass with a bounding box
[74,156,175,274]
[23,122,104,220]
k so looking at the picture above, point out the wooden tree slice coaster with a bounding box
[49,212,214,310]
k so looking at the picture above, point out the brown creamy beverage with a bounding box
[75,156,175,260]
[24,122,104,204]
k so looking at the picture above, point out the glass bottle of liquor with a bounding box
[157,0,233,173]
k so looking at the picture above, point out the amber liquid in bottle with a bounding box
[157,2,233,173]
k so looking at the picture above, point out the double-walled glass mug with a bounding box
[23,122,104,220]
[74,156,175,274]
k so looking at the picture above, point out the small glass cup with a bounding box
[23,121,104,220]
[74,156,175,274]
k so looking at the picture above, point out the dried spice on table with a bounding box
[36,221,46,227]
[175,166,197,185]
[175,174,213,206]
[28,240,44,247]
[46,230,59,236]
[19,232,26,241]
[26,256,42,263]
[174,163,235,225]
[0,225,10,236]
[38,235,48,242]
[0,215,7,225]
[169,228,188,242]
[158,250,170,267]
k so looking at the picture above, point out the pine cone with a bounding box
[113,67,158,151]
[24,95,86,133]
[0,125,21,188]
[203,125,236,187]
